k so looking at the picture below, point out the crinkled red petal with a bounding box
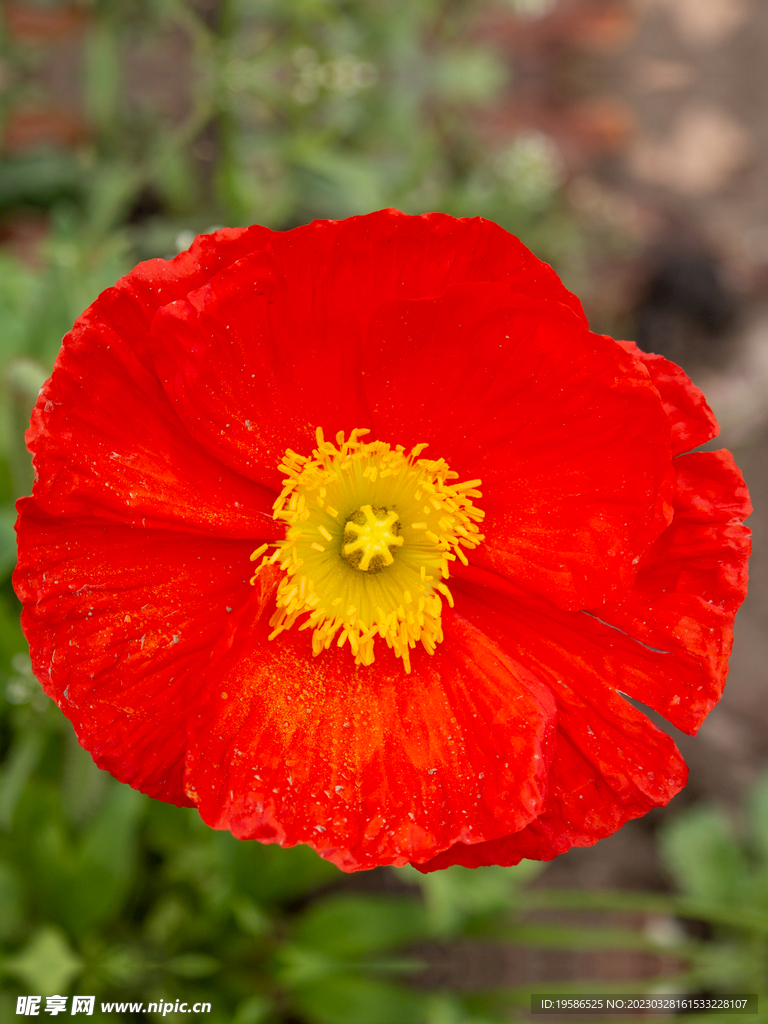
[148,250,373,493]
[27,226,281,538]
[415,445,750,870]
[147,210,585,491]
[183,567,557,872]
[415,712,687,870]
[617,340,719,455]
[361,285,675,610]
[592,449,751,732]
[14,497,256,804]
[413,576,689,871]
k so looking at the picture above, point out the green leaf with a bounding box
[82,778,143,853]
[1,926,82,995]
[659,805,748,905]
[277,944,342,987]
[293,150,384,216]
[166,953,221,978]
[292,974,427,1024]
[151,146,199,214]
[502,923,665,950]
[83,162,142,238]
[60,727,110,826]
[143,895,193,947]
[0,256,38,367]
[232,895,271,937]
[403,862,544,936]
[685,939,761,991]
[424,994,503,1024]
[292,894,428,959]
[0,503,17,577]
[231,835,339,904]
[0,860,24,941]
[83,22,122,135]
[232,995,274,1024]
[4,358,48,498]
[0,729,44,830]
[28,781,145,935]
[0,592,26,672]
[431,49,507,103]
[96,944,150,987]
[76,783,145,926]
[749,772,768,864]
[0,154,83,209]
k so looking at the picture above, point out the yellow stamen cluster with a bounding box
[250,428,485,673]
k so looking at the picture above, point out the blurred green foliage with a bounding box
[508,777,768,1020]
[657,776,768,998]
[0,0,583,257]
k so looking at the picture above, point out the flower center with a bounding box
[250,428,485,673]
[342,505,403,573]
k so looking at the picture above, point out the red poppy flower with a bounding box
[14,209,751,873]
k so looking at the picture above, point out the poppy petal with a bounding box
[414,447,750,870]
[147,209,585,490]
[592,449,751,733]
[617,339,719,455]
[414,707,687,870]
[183,572,557,872]
[259,209,585,320]
[27,227,281,538]
[14,497,256,803]
[413,577,689,871]
[148,250,373,492]
[361,285,675,610]
[447,447,750,736]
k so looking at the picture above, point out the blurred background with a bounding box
[0,0,767,1021]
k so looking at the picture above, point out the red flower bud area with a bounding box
[14,210,751,872]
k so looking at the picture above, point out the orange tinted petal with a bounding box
[414,578,689,871]
[184,572,557,871]
[416,710,687,870]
